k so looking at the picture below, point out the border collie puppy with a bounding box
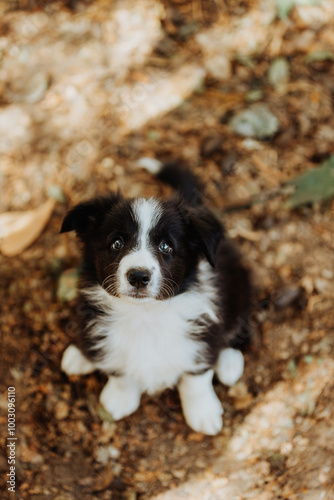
[60,162,251,435]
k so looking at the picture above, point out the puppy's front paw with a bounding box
[178,370,223,435]
[61,345,95,376]
[99,376,141,421]
[182,393,223,435]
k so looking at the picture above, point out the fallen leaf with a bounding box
[276,0,295,20]
[276,0,318,20]
[78,467,114,492]
[304,50,334,64]
[97,405,115,423]
[0,198,56,256]
[268,57,290,87]
[56,268,79,302]
[287,155,334,208]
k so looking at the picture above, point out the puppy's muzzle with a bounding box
[127,268,151,289]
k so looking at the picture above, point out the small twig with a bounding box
[155,397,178,422]
[221,187,284,214]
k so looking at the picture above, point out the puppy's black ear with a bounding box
[60,193,122,238]
[185,206,224,267]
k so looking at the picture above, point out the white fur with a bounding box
[216,347,244,386]
[178,369,223,435]
[117,199,162,299]
[82,260,218,395]
[99,375,141,420]
[137,157,163,175]
[132,198,162,250]
[61,344,96,375]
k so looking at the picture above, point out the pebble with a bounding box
[229,104,280,140]
[54,400,70,420]
[46,185,65,203]
[95,445,120,465]
[56,268,79,302]
[204,54,232,81]
[273,287,301,309]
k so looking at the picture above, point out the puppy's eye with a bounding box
[111,238,124,250]
[159,241,173,254]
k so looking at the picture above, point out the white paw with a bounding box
[99,376,141,421]
[182,392,223,435]
[216,348,244,387]
[178,370,223,435]
[61,345,95,376]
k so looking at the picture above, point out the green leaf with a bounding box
[268,57,290,87]
[305,51,334,64]
[276,0,295,19]
[96,405,115,423]
[287,155,334,208]
[276,0,319,20]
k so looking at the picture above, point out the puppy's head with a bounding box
[61,193,223,301]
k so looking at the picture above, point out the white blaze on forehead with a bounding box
[132,198,162,250]
[117,198,163,298]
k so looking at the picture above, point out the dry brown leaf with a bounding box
[78,467,114,492]
[0,198,55,256]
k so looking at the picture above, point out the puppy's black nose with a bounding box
[127,269,151,289]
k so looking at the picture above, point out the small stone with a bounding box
[46,185,65,203]
[204,54,232,81]
[95,445,120,465]
[229,429,249,452]
[273,287,301,309]
[101,157,115,169]
[229,104,280,140]
[314,277,333,295]
[55,400,69,420]
[56,268,79,302]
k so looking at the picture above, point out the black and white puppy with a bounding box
[60,162,251,435]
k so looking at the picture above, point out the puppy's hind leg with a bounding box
[215,348,244,387]
[61,344,96,376]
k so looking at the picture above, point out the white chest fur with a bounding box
[84,270,218,394]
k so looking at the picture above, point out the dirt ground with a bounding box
[1,0,334,498]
